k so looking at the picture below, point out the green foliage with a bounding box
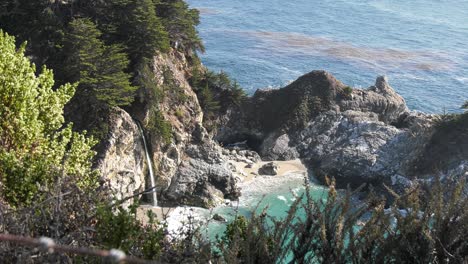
[134,61,163,102]
[216,178,468,263]
[96,203,165,260]
[0,0,66,72]
[175,108,185,120]
[199,84,221,118]
[462,101,468,110]
[101,0,170,63]
[0,0,203,110]
[223,216,248,243]
[157,0,205,53]
[63,18,137,106]
[216,215,276,262]
[191,70,246,125]
[148,107,172,145]
[0,31,96,206]
[342,86,353,99]
[160,66,189,103]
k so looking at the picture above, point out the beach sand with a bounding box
[232,159,307,182]
[137,159,307,224]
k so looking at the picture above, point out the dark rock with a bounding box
[258,162,278,176]
[213,213,226,222]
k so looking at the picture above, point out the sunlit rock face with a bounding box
[215,70,464,195]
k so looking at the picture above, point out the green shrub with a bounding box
[342,86,353,99]
[0,31,96,206]
[96,203,165,260]
[175,108,185,120]
[215,177,468,263]
[191,70,246,127]
[148,107,172,145]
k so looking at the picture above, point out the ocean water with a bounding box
[187,0,468,113]
[174,0,468,246]
[167,172,329,241]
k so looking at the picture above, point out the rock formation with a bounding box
[258,162,279,176]
[68,51,467,207]
[216,70,466,194]
[67,49,240,208]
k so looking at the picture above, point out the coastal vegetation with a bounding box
[1,0,468,263]
[0,31,96,207]
[215,178,468,263]
[190,69,247,130]
[0,0,205,141]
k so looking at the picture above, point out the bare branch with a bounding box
[0,233,163,264]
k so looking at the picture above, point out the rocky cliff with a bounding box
[67,49,240,208]
[70,56,466,207]
[216,70,467,194]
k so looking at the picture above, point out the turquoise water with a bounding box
[174,0,468,249]
[167,173,329,242]
[187,0,468,113]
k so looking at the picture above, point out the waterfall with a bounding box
[136,121,158,206]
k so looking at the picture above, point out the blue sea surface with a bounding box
[187,0,468,113]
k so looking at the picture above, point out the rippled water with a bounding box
[167,173,328,241]
[187,0,468,113]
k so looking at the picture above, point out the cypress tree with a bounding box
[63,18,137,106]
[99,0,170,64]
[157,0,204,52]
[125,0,170,61]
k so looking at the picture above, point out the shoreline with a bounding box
[231,158,307,183]
[137,159,309,230]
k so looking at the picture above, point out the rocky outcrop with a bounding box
[67,49,240,208]
[69,51,467,207]
[165,127,240,207]
[258,162,278,176]
[127,49,239,208]
[296,110,435,189]
[65,95,148,207]
[338,76,408,123]
[215,70,461,193]
[94,108,146,206]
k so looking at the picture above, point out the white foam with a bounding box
[277,195,288,203]
[456,77,468,84]
[165,206,210,236]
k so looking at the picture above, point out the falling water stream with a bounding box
[136,121,158,206]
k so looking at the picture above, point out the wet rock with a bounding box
[213,213,226,222]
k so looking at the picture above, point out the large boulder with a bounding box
[296,110,433,188]
[164,138,240,208]
[258,162,279,176]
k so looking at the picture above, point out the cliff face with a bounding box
[65,96,148,207]
[216,70,466,193]
[93,108,146,205]
[85,49,239,208]
[71,58,466,207]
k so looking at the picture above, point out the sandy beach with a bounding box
[231,159,307,183]
[137,159,307,225]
